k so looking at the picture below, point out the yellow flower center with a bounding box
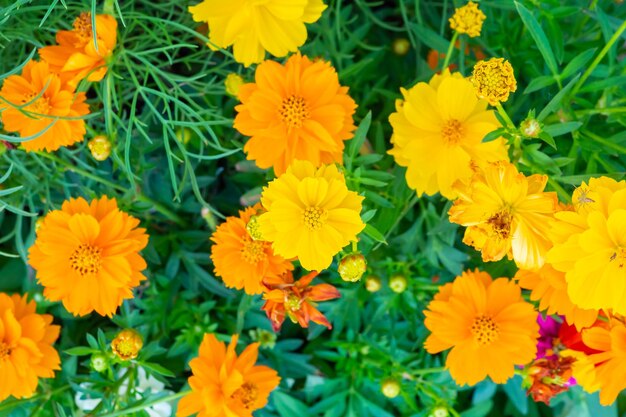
[70,243,102,276]
[442,119,463,145]
[471,315,499,345]
[487,209,512,240]
[303,206,327,231]
[231,382,259,409]
[115,339,136,358]
[471,58,517,105]
[73,12,93,44]
[22,93,50,116]
[246,216,263,240]
[242,239,267,264]
[285,293,302,312]
[0,342,12,359]
[279,95,310,129]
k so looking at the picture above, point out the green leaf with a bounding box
[503,375,528,414]
[346,112,372,170]
[515,2,558,76]
[524,75,557,94]
[362,224,387,244]
[140,361,175,377]
[410,23,449,53]
[561,48,597,79]
[537,74,580,121]
[543,121,582,137]
[272,391,312,417]
[64,346,98,356]
[537,131,557,149]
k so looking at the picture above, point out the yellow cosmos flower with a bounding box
[448,161,558,270]
[188,0,327,67]
[388,70,509,200]
[424,269,539,386]
[449,1,486,38]
[515,264,598,330]
[471,58,517,106]
[258,160,364,271]
[0,293,60,401]
[547,177,626,315]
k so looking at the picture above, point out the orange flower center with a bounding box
[279,95,310,129]
[70,243,102,276]
[285,293,302,312]
[0,342,11,359]
[303,206,327,231]
[22,93,50,116]
[442,119,463,145]
[486,209,512,239]
[242,239,267,264]
[73,12,94,44]
[113,339,138,359]
[471,315,499,345]
[231,382,259,409]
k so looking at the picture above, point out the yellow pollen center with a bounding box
[471,315,499,345]
[303,206,327,231]
[231,382,259,409]
[74,12,93,44]
[487,210,512,239]
[114,339,137,358]
[0,342,11,359]
[70,243,102,276]
[285,293,302,312]
[442,119,463,145]
[279,95,310,129]
[242,239,267,264]
[22,93,50,116]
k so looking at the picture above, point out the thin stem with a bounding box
[94,390,190,417]
[0,385,71,412]
[374,194,420,251]
[571,19,626,97]
[441,32,459,72]
[495,103,515,130]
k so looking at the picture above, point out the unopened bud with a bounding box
[175,128,192,144]
[90,353,108,372]
[246,215,263,240]
[520,118,541,138]
[338,253,367,282]
[381,378,401,398]
[392,38,411,56]
[88,135,111,161]
[365,275,382,292]
[225,73,245,97]
[389,274,408,293]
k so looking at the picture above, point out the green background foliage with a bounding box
[0,0,625,416]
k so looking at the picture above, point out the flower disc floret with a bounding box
[449,1,486,38]
[471,58,517,105]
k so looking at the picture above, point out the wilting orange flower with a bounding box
[234,54,357,175]
[262,271,340,331]
[28,196,149,317]
[388,70,508,199]
[515,265,598,330]
[0,60,89,152]
[177,333,280,417]
[0,293,60,401]
[449,161,558,269]
[571,320,626,405]
[210,204,293,295]
[39,12,117,88]
[424,269,539,385]
[547,177,626,315]
[258,160,365,271]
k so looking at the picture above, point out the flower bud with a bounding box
[392,38,411,56]
[381,378,401,398]
[225,73,245,97]
[429,407,450,417]
[338,253,367,282]
[246,215,263,240]
[520,118,541,138]
[249,329,277,349]
[111,329,143,361]
[365,275,382,292]
[90,353,109,372]
[88,135,111,161]
[389,273,408,293]
[175,128,192,145]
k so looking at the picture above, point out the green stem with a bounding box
[571,19,626,97]
[374,194,420,251]
[0,385,71,412]
[94,390,190,417]
[495,103,515,130]
[407,366,446,377]
[441,32,459,72]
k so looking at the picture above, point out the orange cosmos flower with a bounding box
[234,54,357,175]
[424,269,539,386]
[515,264,598,330]
[177,333,280,417]
[448,161,558,270]
[28,196,149,317]
[262,271,340,331]
[0,60,89,152]
[0,293,61,401]
[39,12,117,88]
[571,320,626,405]
[210,204,293,295]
